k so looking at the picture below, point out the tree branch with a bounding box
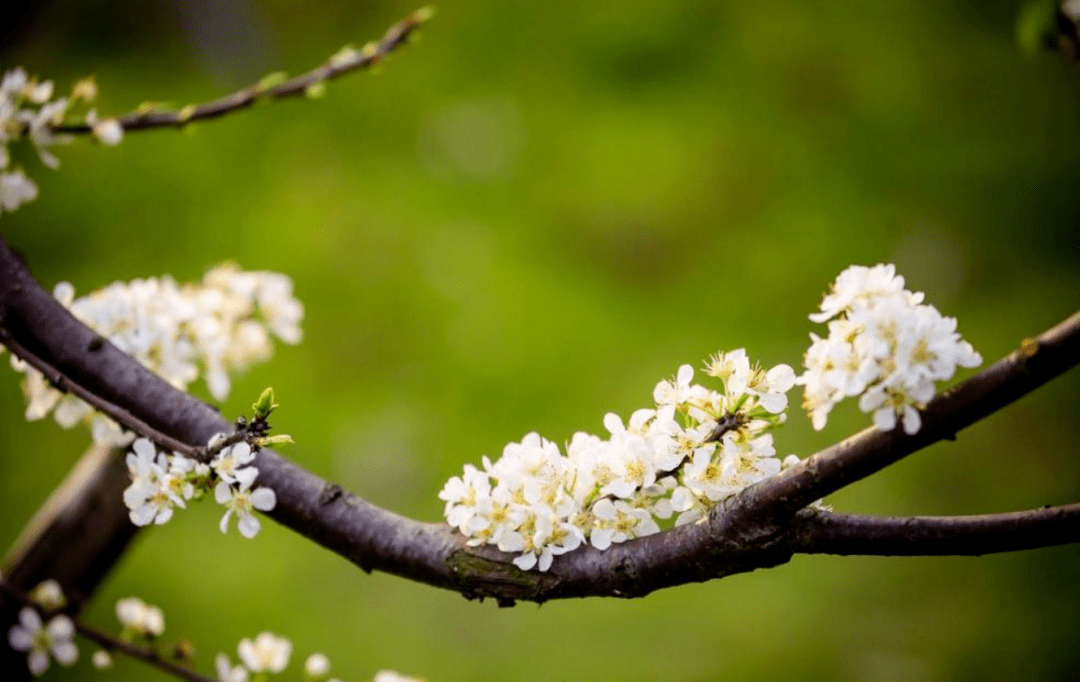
[0,581,215,682]
[2,233,1078,605]
[50,8,431,135]
[0,444,139,677]
[792,504,1080,556]
[721,311,1080,529]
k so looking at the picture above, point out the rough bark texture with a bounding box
[2,233,1079,613]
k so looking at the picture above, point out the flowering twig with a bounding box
[50,8,432,136]
[2,234,1079,604]
[72,625,215,682]
[0,580,216,682]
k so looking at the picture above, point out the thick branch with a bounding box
[2,233,1078,604]
[0,445,139,677]
[50,8,430,135]
[792,504,1080,556]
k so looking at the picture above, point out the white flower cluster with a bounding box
[215,634,423,682]
[441,350,799,571]
[798,263,982,435]
[4,578,422,681]
[7,607,76,675]
[116,596,165,637]
[5,579,78,676]
[123,435,277,538]
[0,67,121,215]
[5,263,303,446]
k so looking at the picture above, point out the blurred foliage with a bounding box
[2,1,1080,681]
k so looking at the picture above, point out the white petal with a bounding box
[51,640,78,666]
[129,505,157,526]
[133,438,155,459]
[123,482,151,510]
[873,407,897,431]
[676,364,694,385]
[590,529,613,550]
[251,487,276,511]
[238,513,261,539]
[757,392,788,414]
[28,649,49,675]
[512,552,537,571]
[19,607,42,632]
[902,406,922,435]
[232,442,254,465]
[8,627,33,652]
[214,481,233,504]
[592,498,616,521]
[46,616,74,640]
[219,509,233,534]
[234,467,258,490]
[537,551,553,572]
[766,364,796,392]
[154,506,174,525]
[237,640,258,670]
[602,412,623,435]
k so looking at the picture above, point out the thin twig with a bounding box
[74,625,215,682]
[0,581,216,682]
[0,328,196,456]
[792,503,1080,556]
[50,7,432,135]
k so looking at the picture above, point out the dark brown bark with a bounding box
[0,445,138,675]
[792,504,1080,556]
[2,232,1079,608]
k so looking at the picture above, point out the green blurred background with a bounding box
[2,1,1080,680]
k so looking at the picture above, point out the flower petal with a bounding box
[238,513,261,539]
[251,487,276,511]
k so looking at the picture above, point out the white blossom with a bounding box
[86,109,123,145]
[798,263,981,435]
[305,652,331,677]
[122,439,186,526]
[216,653,250,682]
[441,348,796,571]
[216,478,277,539]
[28,580,66,610]
[372,672,424,682]
[92,649,113,669]
[0,66,124,217]
[237,632,292,673]
[8,265,303,442]
[7,607,78,675]
[115,596,165,637]
[0,170,38,213]
[211,441,258,488]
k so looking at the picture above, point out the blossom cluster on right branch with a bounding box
[441,263,984,571]
[798,263,982,434]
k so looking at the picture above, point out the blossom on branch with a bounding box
[237,631,292,673]
[441,351,796,570]
[7,607,78,675]
[115,596,165,637]
[0,67,114,216]
[4,264,304,445]
[216,478,277,539]
[798,264,982,435]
